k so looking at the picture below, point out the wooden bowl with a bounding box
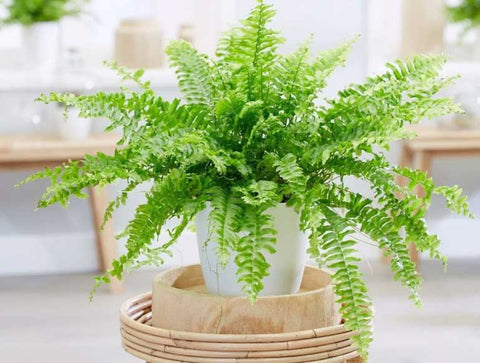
[152,264,340,334]
[120,293,361,362]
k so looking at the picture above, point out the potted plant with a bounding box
[52,92,93,140]
[21,1,472,359]
[56,104,92,140]
[446,0,480,58]
[1,0,87,70]
[447,0,480,32]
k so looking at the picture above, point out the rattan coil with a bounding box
[120,293,360,362]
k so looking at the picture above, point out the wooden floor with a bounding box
[1,260,480,362]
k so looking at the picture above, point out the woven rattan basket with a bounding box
[120,292,362,362]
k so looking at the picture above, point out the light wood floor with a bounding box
[1,260,479,362]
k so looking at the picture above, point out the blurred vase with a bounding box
[455,90,480,128]
[115,19,163,68]
[471,28,480,61]
[22,22,59,71]
[57,108,92,140]
[438,89,480,129]
[178,23,195,44]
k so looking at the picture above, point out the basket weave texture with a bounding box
[120,292,361,363]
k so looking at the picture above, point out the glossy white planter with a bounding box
[57,108,92,140]
[22,22,59,71]
[196,203,307,296]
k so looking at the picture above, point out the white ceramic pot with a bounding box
[196,203,308,296]
[22,22,59,71]
[57,108,92,140]
[473,28,480,61]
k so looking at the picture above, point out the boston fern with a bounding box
[21,1,471,359]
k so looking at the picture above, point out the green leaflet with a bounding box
[166,40,215,109]
[207,187,244,267]
[217,0,284,102]
[235,180,280,207]
[21,1,473,360]
[234,207,277,302]
[310,206,373,359]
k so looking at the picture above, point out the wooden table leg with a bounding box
[89,186,123,293]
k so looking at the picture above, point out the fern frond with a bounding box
[324,155,448,268]
[272,36,356,117]
[305,182,422,306]
[313,36,357,85]
[273,153,307,195]
[235,206,277,302]
[345,192,422,305]
[101,178,142,230]
[105,61,152,90]
[393,166,472,259]
[306,55,460,167]
[25,151,145,209]
[166,40,215,108]
[434,185,473,217]
[234,180,280,207]
[216,0,284,102]
[273,38,312,115]
[311,205,372,359]
[93,170,204,292]
[207,186,244,267]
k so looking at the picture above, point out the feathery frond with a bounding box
[235,207,277,302]
[216,0,284,102]
[207,187,244,267]
[166,40,215,108]
[315,206,373,359]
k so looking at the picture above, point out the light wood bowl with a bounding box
[152,264,340,335]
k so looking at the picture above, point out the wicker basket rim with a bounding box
[121,324,355,352]
[121,327,354,355]
[121,327,353,358]
[123,336,357,361]
[123,338,359,363]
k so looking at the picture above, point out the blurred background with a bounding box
[0,0,479,362]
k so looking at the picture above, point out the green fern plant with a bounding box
[20,1,472,359]
[447,0,480,31]
[1,0,87,25]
